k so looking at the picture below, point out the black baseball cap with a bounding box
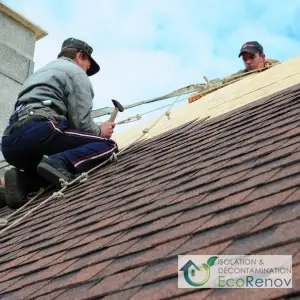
[61,37,100,76]
[238,41,264,57]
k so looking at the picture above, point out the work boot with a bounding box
[3,168,48,210]
[0,186,6,208]
[24,169,50,194]
[37,156,75,188]
[4,168,29,209]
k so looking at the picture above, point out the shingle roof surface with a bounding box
[0,84,300,299]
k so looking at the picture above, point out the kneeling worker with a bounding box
[0,38,117,209]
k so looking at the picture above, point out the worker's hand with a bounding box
[100,121,115,138]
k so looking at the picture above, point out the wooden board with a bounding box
[114,55,300,149]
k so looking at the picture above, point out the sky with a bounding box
[4,0,300,133]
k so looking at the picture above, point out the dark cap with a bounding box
[61,37,100,76]
[238,41,264,57]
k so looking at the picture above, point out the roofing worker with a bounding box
[223,41,280,83]
[188,41,280,104]
[0,38,117,209]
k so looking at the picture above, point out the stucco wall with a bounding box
[0,10,36,59]
[0,3,46,135]
[0,10,36,134]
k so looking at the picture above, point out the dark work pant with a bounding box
[1,119,117,174]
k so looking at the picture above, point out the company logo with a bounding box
[179,256,218,287]
[178,255,292,289]
[243,43,254,48]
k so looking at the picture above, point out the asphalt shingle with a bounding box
[0,84,300,299]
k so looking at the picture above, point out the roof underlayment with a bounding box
[0,57,300,299]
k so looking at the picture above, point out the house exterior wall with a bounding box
[0,2,47,135]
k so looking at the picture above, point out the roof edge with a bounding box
[114,55,300,149]
[0,1,48,40]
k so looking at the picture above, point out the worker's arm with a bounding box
[66,72,102,136]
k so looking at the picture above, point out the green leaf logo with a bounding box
[207,256,218,267]
[180,256,219,287]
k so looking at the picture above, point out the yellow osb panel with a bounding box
[114,55,300,149]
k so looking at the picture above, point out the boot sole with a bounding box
[4,169,27,209]
[37,162,71,188]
